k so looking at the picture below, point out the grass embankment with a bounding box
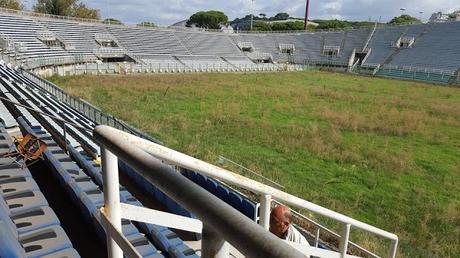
[49,71,460,257]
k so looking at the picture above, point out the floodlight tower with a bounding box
[304,0,310,31]
[400,8,406,15]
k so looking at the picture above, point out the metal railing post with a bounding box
[202,225,230,258]
[259,194,272,230]
[101,147,123,258]
[62,121,67,154]
[314,227,320,248]
[389,239,398,258]
[339,223,351,258]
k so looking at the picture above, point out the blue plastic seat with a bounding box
[242,199,257,221]
[216,185,230,202]
[165,197,181,214]
[169,243,200,258]
[0,176,40,195]
[195,174,207,188]
[0,167,32,180]
[154,188,167,204]
[123,196,144,207]
[228,191,243,210]
[188,171,198,182]
[19,225,73,258]
[205,178,219,195]
[2,190,49,214]
[127,233,163,257]
[150,226,183,251]
[79,189,104,219]
[59,167,89,186]
[68,177,99,201]
[2,198,72,258]
[0,220,26,258]
[11,206,61,235]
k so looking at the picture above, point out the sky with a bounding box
[25,0,460,25]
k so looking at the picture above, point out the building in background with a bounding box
[430,10,460,23]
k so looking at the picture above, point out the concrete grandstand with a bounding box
[0,5,458,258]
[0,8,459,84]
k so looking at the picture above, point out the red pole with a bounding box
[304,0,310,30]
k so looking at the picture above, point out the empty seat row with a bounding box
[1,65,198,257]
[0,124,80,258]
[69,148,199,258]
[1,67,199,257]
[181,169,259,221]
[17,116,164,258]
[0,66,164,257]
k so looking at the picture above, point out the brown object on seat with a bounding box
[0,134,47,168]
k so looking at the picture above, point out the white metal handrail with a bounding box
[94,126,310,258]
[95,125,398,258]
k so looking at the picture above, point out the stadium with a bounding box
[0,1,459,258]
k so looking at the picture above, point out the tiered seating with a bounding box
[233,29,370,64]
[72,151,199,258]
[181,169,259,221]
[0,122,80,257]
[403,24,426,38]
[389,22,460,72]
[342,29,372,59]
[232,34,279,60]
[1,63,202,257]
[0,14,72,65]
[108,27,190,56]
[20,118,164,257]
[175,31,243,56]
[0,65,164,257]
[0,97,18,131]
[364,26,407,64]
[39,19,104,59]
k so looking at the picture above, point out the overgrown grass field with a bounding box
[49,71,460,257]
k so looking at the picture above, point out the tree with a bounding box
[34,0,100,19]
[315,19,351,29]
[388,15,421,24]
[103,18,123,25]
[0,0,23,10]
[259,13,267,20]
[252,21,306,31]
[138,21,155,27]
[72,2,99,19]
[187,10,228,29]
[271,21,304,31]
[252,22,272,31]
[271,12,290,21]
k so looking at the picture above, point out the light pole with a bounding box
[250,0,255,31]
[400,8,406,16]
[107,0,110,22]
[304,0,310,31]
[419,11,424,22]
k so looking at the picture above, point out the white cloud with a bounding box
[79,0,460,25]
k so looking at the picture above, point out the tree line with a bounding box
[185,10,423,31]
[0,1,423,31]
[0,0,155,26]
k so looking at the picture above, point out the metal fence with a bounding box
[31,62,307,75]
[19,68,162,145]
[373,65,455,84]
